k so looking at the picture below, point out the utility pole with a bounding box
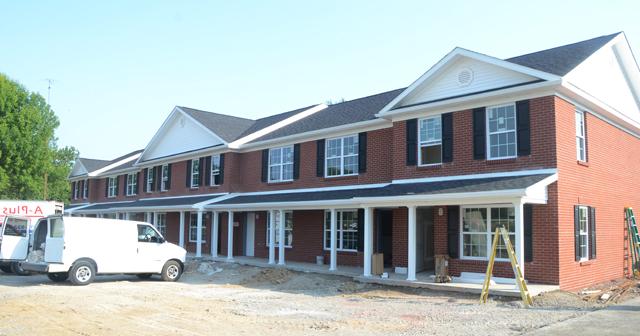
[43,78,54,200]
[45,78,54,104]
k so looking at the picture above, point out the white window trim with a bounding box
[210,154,221,186]
[459,204,516,262]
[325,135,359,178]
[146,168,154,193]
[266,211,293,248]
[82,179,88,199]
[578,205,589,262]
[576,110,587,162]
[486,103,518,160]
[268,146,294,183]
[126,173,137,196]
[188,214,206,243]
[107,177,117,198]
[160,164,169,191]
[190,159,200,188]
[323,209,359,252]
[155,213,167,237]
[417,115,443,167]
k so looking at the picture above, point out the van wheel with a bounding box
[69,261,95,285]
[0,265,12,274]
[10,262,30,276]
[47,272,68,282]
[161,260,182,282]
[136,273,153,279]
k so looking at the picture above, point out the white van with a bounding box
[0,216,32,274]
[20,216,187,285]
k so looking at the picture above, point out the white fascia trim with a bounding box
[64,203,92,214]
[134,145,230,168]
[139,192,228,202]
[239,118,392,152]
[175,107,229,145]
[228,104,328,149]
[206,199,360,211]
[67,161,88,179]
[392,168,557,185]
[135,108,181,166]
[353,189,527,207]
[89,153,142,177]
[379,80,561,122]
[377,47,560,116]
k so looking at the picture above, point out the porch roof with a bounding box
[72,194,227,213]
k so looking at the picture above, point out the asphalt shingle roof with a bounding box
[179,106,255,143]
[99,149,144,174]
[78,158,111,173]
[505,33,619,76]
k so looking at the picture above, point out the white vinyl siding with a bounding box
[418,115,442,165]
[210,154,221,186]
[575,110,587,162]
[325,135,358,177]
[190,159,200,188]
[461,206,515,261]
[324,210,359,251]
[487,103,517,159]
[126,173,137,196]
[107,177,117,198]
[268,146,294,182]
[188,213,206,243]
[266,211,293,247]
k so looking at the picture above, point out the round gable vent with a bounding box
[457,68,474,87]
[179,116,186,128]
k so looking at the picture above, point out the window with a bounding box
[156,213,167,237]
[161,164,169,191]
[210,155,221,186]
[188,213,206,242]
[107,177,117,198]
[576,110,586,162]
[3,217,28,237]
[418,116,442,165]
[268,146,294,182]
[190,159,200,188]
[326,135,358,177]
[324,210,359,251]
[50,218,64,238]
[73,182,79,199]
[82,179,88,199]
[461,206,515,260]
[126,173,137,196]
[146,168,155,192]
[137,224,162,243]
[487,104,517,159]
[266,211,293,247]
[577,206,589,261]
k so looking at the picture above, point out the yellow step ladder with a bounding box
[480,227,533,306]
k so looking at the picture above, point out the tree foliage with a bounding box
[0,73,77,202]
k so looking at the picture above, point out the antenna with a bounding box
[45,78,54,104]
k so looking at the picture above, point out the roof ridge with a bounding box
[506,32,620,61]
[327,87,407,106]
[177,106,255,122]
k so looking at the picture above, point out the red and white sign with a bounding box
[0,201,63,224]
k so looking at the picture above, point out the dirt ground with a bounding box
[0,261,638,336]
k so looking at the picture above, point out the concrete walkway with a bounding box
[526,296,640,335]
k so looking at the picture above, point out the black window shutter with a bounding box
[524,204,533,262]
[516,100,531,156]
[80,180,84,199]
[204,156,212,186]
[574,205,581,261]
[185,160,192,187]
[473,107,486,160]
[71,182,76,199]
[136,172,141,194]
[589,206,596,260]
[447,206,460,258]
[261,149,269,182]
[441,113,454,163]
[115,176,120,196]
[104,178,109,197]
[122,175,127,195]
[85,180,89,198]
[316,139,325,177]
[293,144,301,180]
[143,169,148,192]
[167,164,172,189]
[358,132,367,173]
[406,119,417,165]
[357,209,364,252]
[155,166,161,191]
[218,154,225,185]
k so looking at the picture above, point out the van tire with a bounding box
[136,273,153,279]
[161,260,182,282]
[69,261,96,285]
[10,262,30,276]
[47,272,68,282]
[0,265,12,274]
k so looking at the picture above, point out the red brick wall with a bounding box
[392,207,408,268]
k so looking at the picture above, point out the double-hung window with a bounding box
[461,206,515,260]
[188,213,206,242]
[126,173,137,196]
[190,159,200,188]
[326,135,358,177]
[155,213,167,237]
[268,146,294,182]
[418,115,442,165]
[161,164,169,191]
[487,104,517,159]
[324,210,359,251]
[210,155,221,186]
[73,182,79,199]
[266,211,293,247]
[577,206,589,261]
[575,110,587,162]
[146,167,155,192]
[82,179,88,199]
[107,177,117,198]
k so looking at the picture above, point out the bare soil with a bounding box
[0,261,637,336]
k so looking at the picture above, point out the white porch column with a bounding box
[178,211,185,248]
[330,208,338,271]
[196,210,203,258]
[363,207,374,277]
[153,212,158,227]
[124,212,129,220]
[268,210,276,264]
[278,209,286,265]
[514,201,525,277]
[211,211,219,257]
[227,211,234,260]
[407,205,417,281]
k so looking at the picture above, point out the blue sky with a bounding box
[1,1,639,159]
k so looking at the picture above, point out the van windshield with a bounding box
[2,218,28,237]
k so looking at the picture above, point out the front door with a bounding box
[416,207,435,272]
[244,212,255,257]
[44,218,65,263]
[0,217,30,260]
[376,210,394,267]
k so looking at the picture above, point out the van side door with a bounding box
[44,218,65,263]
[0,217,30,260]
[136,224,165,273]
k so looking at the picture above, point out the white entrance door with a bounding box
[0,217,30,260]
[44,218,65,263]
[245,212,255,257]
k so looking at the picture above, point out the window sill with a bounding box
[579,259,595,266]
[486,157,518,164]
[323,174,358,182]
[577,160,589,167]
[267,180,294,185]
[266,245,293,249]
[417,163,443,170]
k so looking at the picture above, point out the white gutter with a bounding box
[89,153,141,177]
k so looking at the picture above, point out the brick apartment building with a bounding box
[66,32,640,290]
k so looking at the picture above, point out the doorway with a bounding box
[376,209,394,267]
[244,212,255,257]
[416,207,435,272]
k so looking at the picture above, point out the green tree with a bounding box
[0,73,76,202]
